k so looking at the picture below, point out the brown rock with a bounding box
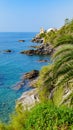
[22,70,39,80]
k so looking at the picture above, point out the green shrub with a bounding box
[0,102,73,130]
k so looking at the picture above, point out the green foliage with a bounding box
[44,30,57,44]
[26,102,73,130]
[39,32,46,38]
[53,46,73,84]
[36,19,73,107]
[36,65,55,101]
[0,102,73,130]
[42,19,73,45]
[54,35,73,47]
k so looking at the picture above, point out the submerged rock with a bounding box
[13,81,25,90]
[4,49,12,53]
[37,59,48,63]
[22,70,39,80]
[18,40,25,42]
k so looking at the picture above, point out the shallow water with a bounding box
[0,32,51,122]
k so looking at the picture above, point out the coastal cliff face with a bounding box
[17,79,73,109]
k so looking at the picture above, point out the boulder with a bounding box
[22,70,39,80]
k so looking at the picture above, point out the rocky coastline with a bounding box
[0,32,53,110]
[21,43,54,55]
[31,37,44,43]
[16,70,39,109]
[16,88,39,110]
[13,70,39,91]
[16,34,54,109]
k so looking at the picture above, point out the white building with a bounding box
[47,28,57,33]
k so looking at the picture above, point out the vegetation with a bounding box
[39,19,73,45]
[37,19,73,107]
[0,102,73,130]
[0,19,73,129]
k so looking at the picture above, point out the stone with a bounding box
[37,59,48,63]
[21,50,35,55]
[30,45,39,49]
[31,37,44,43]
[18,40,25,42]
[17,89,39,110]
[20,43,54,55]
[13,81,25,90]
[29,78,38,88]
[22,70,39,80]
[4,49,12,53]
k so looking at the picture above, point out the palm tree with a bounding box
[53,36,73,86]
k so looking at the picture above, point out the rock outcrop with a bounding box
[17,89,39,110]
[20,43,54,55]
[13,70,39,91]
[22,70,39,80]
[31,37,44,43]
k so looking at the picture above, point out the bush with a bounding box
[0,102,73,130]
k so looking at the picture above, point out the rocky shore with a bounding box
[22,70,39,80]
[16,70,39,109]
[14,30,54,110]
[31,37,44,43]
[13,70,39,91]
[16,33,54,109]
[21,43,54,55]
[17,88,39,110]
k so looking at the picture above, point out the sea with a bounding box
[0,32,51,122]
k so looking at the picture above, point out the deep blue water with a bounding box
[0,32,51,122]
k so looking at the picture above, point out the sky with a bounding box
[0,0,73,32]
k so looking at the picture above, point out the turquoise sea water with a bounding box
[0,32,51,122]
